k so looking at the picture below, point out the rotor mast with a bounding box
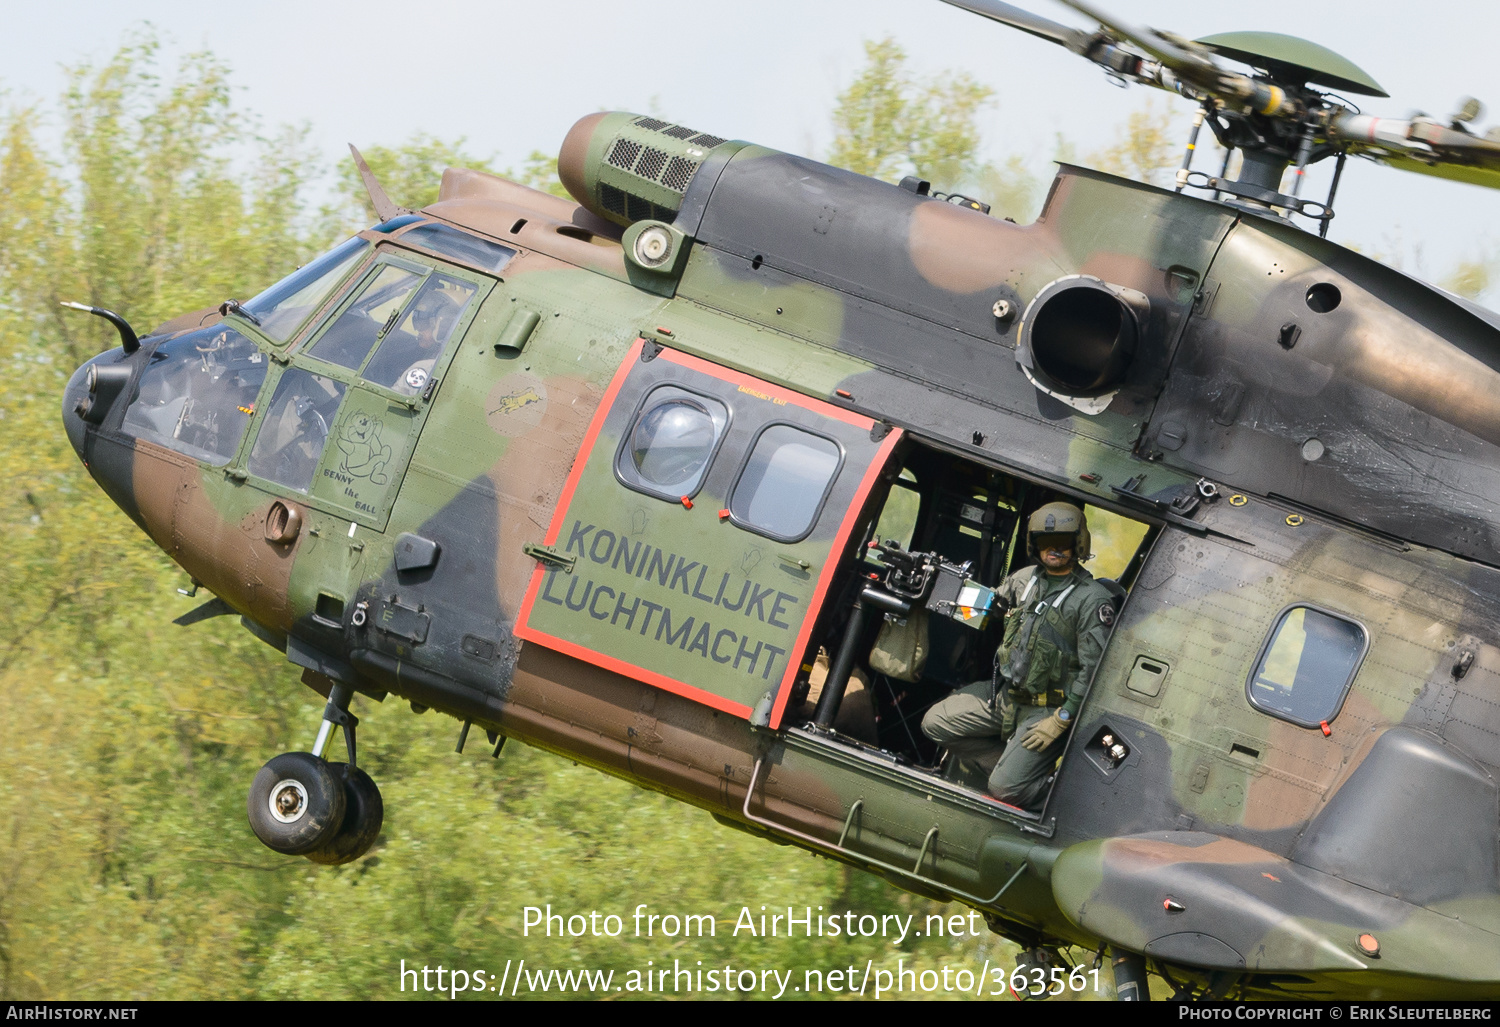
[941,0,1500,232]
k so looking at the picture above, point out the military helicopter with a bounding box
[58,0,1500,1000]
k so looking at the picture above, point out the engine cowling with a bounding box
[558,111,743,228]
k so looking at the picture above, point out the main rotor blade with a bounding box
[1376,155,1500,192]
[348,143,406,222]
[1333,113,1500,192]
[1053,0,1218,79]
[938,0,1086,49]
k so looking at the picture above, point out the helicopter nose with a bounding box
[62,348,144,525]
[63,347,137,450]
[61,356,95,462]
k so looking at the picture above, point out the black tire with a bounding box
[246,752,347,855]
[305,763,384,866]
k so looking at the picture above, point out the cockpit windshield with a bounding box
[121,325,268,465]
[240,237,369,343]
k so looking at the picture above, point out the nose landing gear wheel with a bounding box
[247,752,347,855]
[306,763,384,865]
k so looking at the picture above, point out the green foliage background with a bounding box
[0,37,1060,1003]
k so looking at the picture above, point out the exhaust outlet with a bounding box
[1016,274,1150,415]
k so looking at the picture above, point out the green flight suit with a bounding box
[921,563,1116,810]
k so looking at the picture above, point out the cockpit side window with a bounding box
[360,274,479,395]
[307,264,424,372]
[240,237,369,343]
[234,250,491,528]
[121,325,267,465]
[245,369,348,493]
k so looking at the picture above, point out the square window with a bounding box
[360,274,478,394]
[614,385,729,502]
[729,424,843,542]
[247,369,347,492]
[1247,605,1368,727]
[308,264,423,372]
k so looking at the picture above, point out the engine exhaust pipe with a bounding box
[1016,275,1150,415]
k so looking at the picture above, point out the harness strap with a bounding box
[1008,687,1069,708]
[1017,568,1039,605]
[1026,579,1077,614]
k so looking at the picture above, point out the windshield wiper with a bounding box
[219,298,262,326]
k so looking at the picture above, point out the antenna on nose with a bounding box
[60,301,139,355]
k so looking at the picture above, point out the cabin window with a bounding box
[1247,605,1368,728]
[614,385,729,501]
[729,424,843,542]
[396,223,516,275]
[307,264,423,371]
[240,237,369,343]
[121,325,267,465]
[246,369,348,492]
[360,274,479,395]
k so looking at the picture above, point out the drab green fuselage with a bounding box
[62,115,1500,998]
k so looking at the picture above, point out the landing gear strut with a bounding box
[246,683,384,864]
[1111,948,1150,1001]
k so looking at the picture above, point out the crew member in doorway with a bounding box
[921,502,1115,810]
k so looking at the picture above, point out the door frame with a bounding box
[515,337,901,726]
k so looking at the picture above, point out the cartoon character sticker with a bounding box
[494,387,541,415]
[485,372,548,437]
[337,412,392,485]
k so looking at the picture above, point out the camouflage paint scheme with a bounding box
[60,109,1500,998]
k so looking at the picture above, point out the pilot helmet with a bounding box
[1026,501,1091,561]
[412,288,461,339]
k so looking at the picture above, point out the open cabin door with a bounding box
[516,338,900,724]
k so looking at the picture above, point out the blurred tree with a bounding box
[57,35,325,343]
[507,150,569,199]
[1086,100,1180,187]
[973,154,1043,224]
[827,39,912,182]
[0,36,345,999]
[827,38,1040,222]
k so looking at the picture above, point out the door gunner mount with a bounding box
[812,540,981,731]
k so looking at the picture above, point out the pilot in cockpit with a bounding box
[364,285,464,396]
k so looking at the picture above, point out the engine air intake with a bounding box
[558,112,741,228]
